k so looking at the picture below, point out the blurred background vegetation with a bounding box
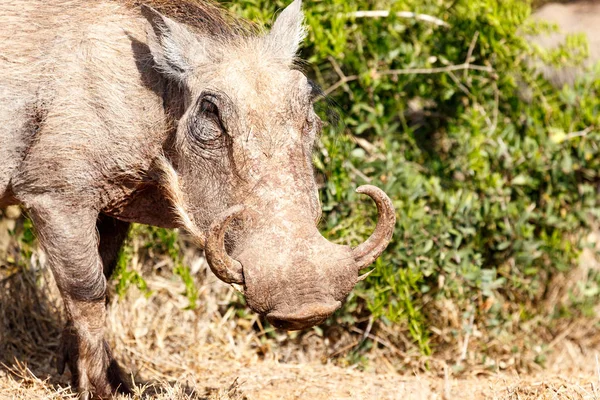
[225,0,600,370]
[2,0,599,375]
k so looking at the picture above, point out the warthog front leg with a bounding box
[56,303,130,399]
[25,198,130,399]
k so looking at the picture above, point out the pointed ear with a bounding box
[267,0,307,63]
[141,5,206,82]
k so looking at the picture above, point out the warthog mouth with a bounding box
[266,301,342,331]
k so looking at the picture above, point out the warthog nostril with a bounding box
[266,301,341,331]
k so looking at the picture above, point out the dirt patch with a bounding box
[3,352,600,400]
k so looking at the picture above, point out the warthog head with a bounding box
[143,0,395,330]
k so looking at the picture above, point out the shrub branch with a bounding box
[323,63,494,96]
[347,10,450,27]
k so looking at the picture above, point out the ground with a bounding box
[3,341,600,400]
[2,270,599,400]
[1,210,600,400]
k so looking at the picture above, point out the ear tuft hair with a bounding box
[266,0,307,64]
[141,4,206,82]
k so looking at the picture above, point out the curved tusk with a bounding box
[357,269,376,281]
[154,155,207,246]
[231,283,244,294]
[352,185,396,270]
[204,205,245,284]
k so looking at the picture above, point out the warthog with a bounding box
[0,0,395,398]
[532,1,600,86]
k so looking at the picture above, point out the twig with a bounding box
[464,31,480,80]
[344,161,372,183]
[347,10,450,28]
[323,56,358,97]
[548,323,576,349]
[350,326,405,356]
[323,63,494,96]
[328,340,360,358]
[459,313,475,362]
[352,135,380,155]
[322,76,358,97]
[329,55,347,80]
[488,82,500,135]
[360,316,374,344]
[564,126,594,141]
[447,69,495,136]
[376,63,493,76]
[448,70,472,98]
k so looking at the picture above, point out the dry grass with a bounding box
[2,209,600,399]
[0,254,429,400]
[0,210,430,399]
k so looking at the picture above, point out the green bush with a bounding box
[111,0,599,366]
[227,0,600,359]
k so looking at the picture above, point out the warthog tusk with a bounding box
[231,283,244,294]
[352,185,396,271]
[204,205,246,285]
[358,269,376,281]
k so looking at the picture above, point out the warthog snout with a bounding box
[203,185,396,330]
[266,302,341,331]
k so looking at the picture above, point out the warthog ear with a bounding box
[267,0,307,64]
[141,5,206,82]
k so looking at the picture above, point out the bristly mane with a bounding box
[120,0,254,37]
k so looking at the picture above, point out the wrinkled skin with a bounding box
[0,0,395,398]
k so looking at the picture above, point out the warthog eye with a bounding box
[188,93,226,149]
[200,97,219,117]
